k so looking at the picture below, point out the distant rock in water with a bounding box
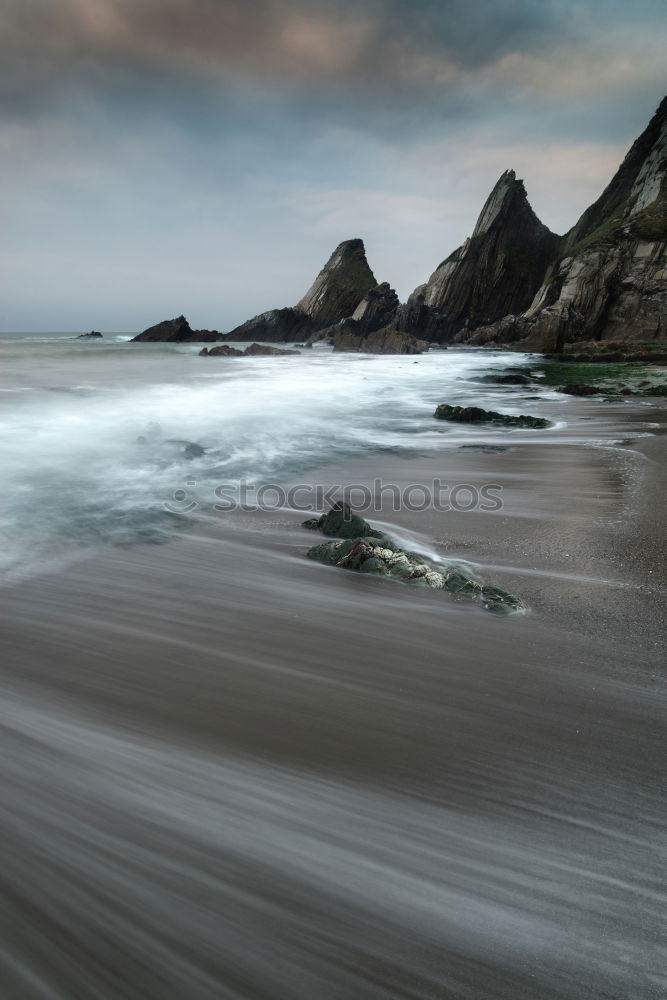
[132,316,225,343]
[222,239,379,342]
[200,345,242,357]
[243,343,299,356]
[201,343,298,357]
[434,404,550,428]
[77,330,102,339]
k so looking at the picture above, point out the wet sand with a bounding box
[0,400,665,999]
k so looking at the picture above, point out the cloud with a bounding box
[0,0,664,330]
[2,0,664,118]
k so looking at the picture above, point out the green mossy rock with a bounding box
[303,505,525,615]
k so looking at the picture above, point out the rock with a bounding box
[77,330,102,338]
[304,501,387,540]
[295,238,378,328]
[132,316,225,343]
[206,345,243,357]
[477,373,532,385]
[200,343,298,357]
[315,321,429,354]
[466,98,667,352]
[350,282,400,333]
[242,343,299,357]
[434,404,550,428]
[165,439,206,459]
[304,504,524,614]
[400,170,558,342]
[556,384,602,396]
[223,307,315,343]
[222,239,379,343]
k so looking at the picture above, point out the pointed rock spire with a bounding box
[296,238,378,327]
[400,171,558,340]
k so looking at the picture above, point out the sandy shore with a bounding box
[0,397,664,998]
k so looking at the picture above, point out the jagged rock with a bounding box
[223,307,315,343]
[303,503,524,614]
[469,98,667,352]
[401,170,559,342]
[434,404,549,428]
[132,316,225,343]
[77,330,102,339]
[220,239,379,342]
[295,238,378,327]
[350,282,400,333]
[311,321,429,354]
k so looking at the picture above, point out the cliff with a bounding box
[399,170,559,341]
[464,97,667,351]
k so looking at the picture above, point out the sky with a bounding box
[1,0,665,332]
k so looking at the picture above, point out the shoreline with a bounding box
[0,390,664,998]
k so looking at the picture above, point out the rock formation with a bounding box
[132,316,224,343]
[221,307,314,343]
[460,97,667,352]
[304,502,524,615]
[324,323,428,354]
[200,343,298,357]
[399,170,559,341]
[433,404,550,429]
[77,330,102,339]
[221,238,379,342]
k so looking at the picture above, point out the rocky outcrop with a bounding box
[243,343,299,356]
[295,238,378,327]
[222,307,315,343]
[434,404,549,428]
[304,502,524,614]
[350,282,399,333]
[400,171,559,342]
[311,320,429,354]
[200,345,243,357]
[221,238,379,342]
[467,97,667,352]
[302,280,427,352]
[132,316,224,343]
[201,343,298,357]
[77,330,102,339]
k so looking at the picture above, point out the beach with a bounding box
[0,336,664,998]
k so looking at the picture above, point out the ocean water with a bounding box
[1,332,664,1000]
[0,332,566,581]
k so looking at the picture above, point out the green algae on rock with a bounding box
[304,503,525,615]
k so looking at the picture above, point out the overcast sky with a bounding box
[1,0,665,331]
